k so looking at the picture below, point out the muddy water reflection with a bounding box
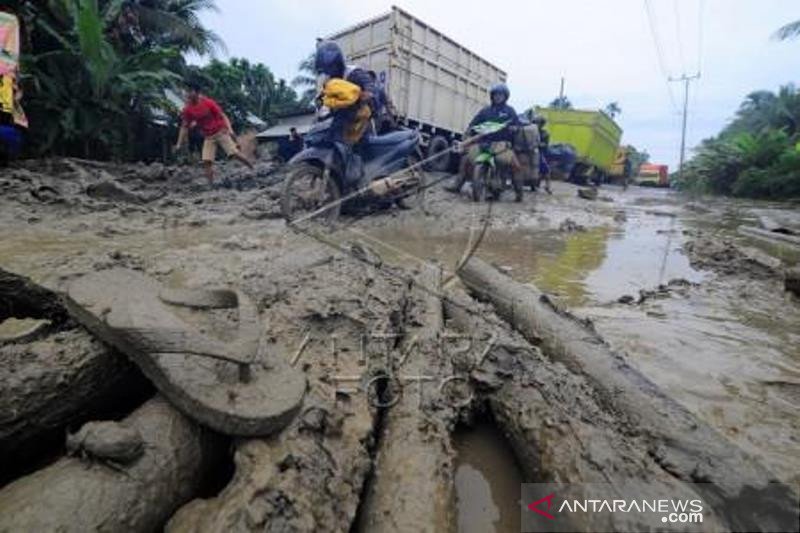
[454,422,522,533]
[367,208,703,307]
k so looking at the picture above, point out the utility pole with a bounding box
[669,72,700,181]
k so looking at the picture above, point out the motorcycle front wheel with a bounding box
[282,163,341,226]
[472,164,490,202]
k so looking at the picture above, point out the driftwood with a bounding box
[458,257,799,532]
[360,265,456,532]
[739,224,800,248]
[0,398,222,532]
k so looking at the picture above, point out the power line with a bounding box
[696,0,704,74]
[673,0,686,73]
[644,0,680,113]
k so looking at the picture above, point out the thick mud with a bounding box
[2,158,799,528]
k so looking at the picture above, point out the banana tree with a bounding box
[23,0,180,158]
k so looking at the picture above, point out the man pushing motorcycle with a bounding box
[447,83,524,201]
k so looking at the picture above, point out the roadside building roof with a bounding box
[256,112,316,139]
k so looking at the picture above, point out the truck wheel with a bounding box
[425,135,451,172]
[570,163,588,185]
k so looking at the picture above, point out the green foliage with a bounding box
[676,84,800,199]
[548,96,572,109]
[21,0,181,159]
[291,52,317,106]
[604,102,621,118]
[623,144,649,174]
[14,0,307,160]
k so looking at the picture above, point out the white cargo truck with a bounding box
[326,6,507,170]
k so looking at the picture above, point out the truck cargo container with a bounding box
[536,107,622,183]
[327,6,507,170]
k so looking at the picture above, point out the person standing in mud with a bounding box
[173,81,254,187]
[533,114,553,194]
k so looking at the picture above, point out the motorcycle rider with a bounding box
[447,83,523,201]
[313,41,377,186]
[314,41,375,145]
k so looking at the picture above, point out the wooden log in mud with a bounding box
[0,328,148,469]
[0,397,222,532]
[360,265,456,533]
[458,257,799,531]
[0,268,148,471]
[443,291,728,532]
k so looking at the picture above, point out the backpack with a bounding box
[322,78,361,110]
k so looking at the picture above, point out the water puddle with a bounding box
[454,421,523,533]
[366,205,704,307]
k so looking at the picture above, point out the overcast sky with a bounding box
[197,0,800,168]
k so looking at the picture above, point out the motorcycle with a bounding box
[469,121,515,202]
[281,117,425,225]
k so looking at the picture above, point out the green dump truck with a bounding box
[536,107,622,184]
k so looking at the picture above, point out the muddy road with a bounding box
[1,158,799,531]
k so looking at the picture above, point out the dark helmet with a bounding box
[533,114,547,126]
[489,83,510,103]
[315,41,345,78]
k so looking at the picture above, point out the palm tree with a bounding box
[107,0,225,56]
[774,20,800,41]
[23,0,180,158]
[604,102,621,118]
[291,52,317,104]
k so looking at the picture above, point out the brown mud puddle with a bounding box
[365,205,703,306]
[454,421,523,533]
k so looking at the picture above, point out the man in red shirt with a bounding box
[174,82,253,186]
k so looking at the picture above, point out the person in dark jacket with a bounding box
[315,41,375,145]
[447,83,524,201]
[367,70,397,134]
